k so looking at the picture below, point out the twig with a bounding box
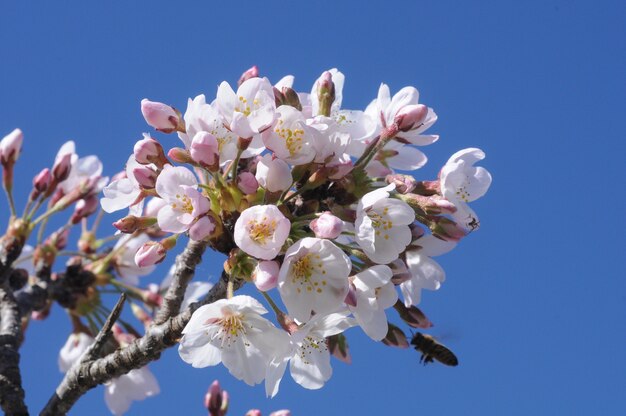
[153,239,208,325]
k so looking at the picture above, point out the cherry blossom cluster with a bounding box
[100,67,491,395]
[0,66,491,415]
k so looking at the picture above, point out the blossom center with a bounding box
[298,335,327,364]
[455,181,471,202]
[213,311,246,348]
[275,120,304,156]
[291,253,327,294]
[368,207,393,240]
[247,217,277,245]
[172,194,193,214]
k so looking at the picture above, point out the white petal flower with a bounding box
[440,148,492,230]
[101,155,142,213]
[263,105,316,165]
[104,367,160,415]
[265,311,355,397]
[155,165,210,234]
[216,77,277,139]
[400,235,456,306]
[234,205,291,260]
[58,332,94,373]
[278,237,351,322]
[349,265,398,340]
[178,295,290,386]
[307,117,351,165]
[355,184,414,264]
[113,234,156,285]
[255,154,293,193]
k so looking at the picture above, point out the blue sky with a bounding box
[1,0,625,414]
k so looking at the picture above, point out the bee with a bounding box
[410,332,459,367]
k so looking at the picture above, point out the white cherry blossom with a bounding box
[234,205,290,260]
[440,148,492,230]
[400,235,456,306]
[101,155,143,213]
[58,332,94,373]
[265,311,355,396]
[104,367,160,416]
[278,237,351,322]
[178,295,290,386]
[263,105,316,165]
[349,265,398,341]
[154,165,210,234]
[216,77,277,139]
[113,234,156,285]
[255,154,292,193]
[355,184,415,264]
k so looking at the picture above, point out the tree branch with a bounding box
[82,293,126,362]
[40,262,236,415]
[153,240,208,325]
[0,282,28,416]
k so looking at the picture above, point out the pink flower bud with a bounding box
[167,147,193,164]
[237,172,258,195]
[255,154,292,193]
[33,168,52,193]
[394,302,433,329]
[238,65,259,86]
[252,260,279,291]
[133,134,167,167]
[45,228,69,251]
[309,212,343,239]
[190,132,219,170]
[317,71,335,117]
[70,196,99,224]
[189,216,216,241]
[386,174,417,194]
[141,99,181,133]
[431,217,467,242]
[381,323,409,349]
[52,152,73,181]
[399,193,457,215]
[113,215,140,233]
[132,166,157,189]
[394,104,428,132]
[0,128,23,165]
[205,380,228,416]
[134,241,166,267]
[245,410,262,416]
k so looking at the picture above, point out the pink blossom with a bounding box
[141,99,180,133]
[234,205,290,260]
[0,128,23,165]
[252,260,280,291]
[309,212,343,239]
[237,172,259,194]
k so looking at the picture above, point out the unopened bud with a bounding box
[310,212,342,239]
[412,180,440,196]
[237,172,258,195]
[52,152,73,182]
[381,323,409,348]
[398,193,457,215]
[141,99,183,133]
[317,71,335,117]
[394,104,428,132]
[189,216,217,241]
[245,410,261,416]
[168,147,193,164]
[70,196,99,224]
[270,411,291,416]
[386,174,417,194]
[190,132,219,171]
[205,380,228,416]
[252,260,279,292]
[134,241,167,267]
[394,301,433,329]
[282,87,302,111]
[46,228,70,251]
[430,217,467,242]
[132,166,157,189]
[238,65,259,86]
[255,155,292,193]
[113,215,157,233]
[237,136,253,151]
[0,128,23,165]
[33,168,52,193]
[133,134,167,167]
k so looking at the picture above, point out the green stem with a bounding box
[4,186,17,217]
[261,291,284,317]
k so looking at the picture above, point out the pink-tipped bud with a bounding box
[168,147,193,164]
[344,282,357,307]
[386,174,417,194]
[269,411,291,416]
[430,217,467,242]
[381,323,409,349]
[52,152,73,182]
[238,65,259,86]
[310,212,343,239]
[251,260,279,292]
[45,228,70,251]
[70,196,99,224]
[134,241,166,267]
[133,134,167,167]
[399,193,457,215]
[132,166,157,189]
[113,215,157,234]
[394,104,428,132]
[141,99,182,133]
[394,301,433,329]
[33,168,52,193]
[317,71,335,117]
[190,132,219,171]
[245,410,262,416]
[237,172,258,195]
[205,380,229,416]
[0,128,23,165]
[189,216,217,241]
